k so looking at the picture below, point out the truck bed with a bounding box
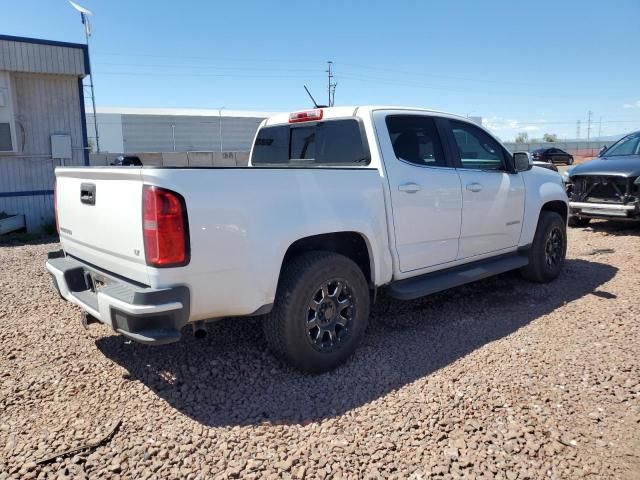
[55,166,391,322]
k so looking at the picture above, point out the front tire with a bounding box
[567,156,574,165]
[520,211,567,283]
[263,251,370,373]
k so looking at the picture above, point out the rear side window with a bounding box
[385,115,446,167]
[252,119,369,166]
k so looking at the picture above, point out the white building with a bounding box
[87,107,280,154]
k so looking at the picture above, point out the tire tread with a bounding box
[520,211,566,283]
[263,251,369,372]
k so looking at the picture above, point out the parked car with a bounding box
[532,147,574,165]
[565,130,640,227]
[47,107,568,372]
[533,160,558,172]
[110,155,142,166]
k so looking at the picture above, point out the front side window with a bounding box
[450,120,505,171]
[385,115,446,167]
[252,119,369,166]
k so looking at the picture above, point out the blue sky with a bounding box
[2,0,639,141]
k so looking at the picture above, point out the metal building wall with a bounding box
[0,73,86,231]
[0,38,87,76]
[120,114,266,153]
[219,116,265,152]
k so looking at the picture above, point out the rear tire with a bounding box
[263,251,370,373]
[520,211,567,283]
[568,216,591,228]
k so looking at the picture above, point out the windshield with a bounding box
[602,132,640,157]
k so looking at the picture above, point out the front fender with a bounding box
[520,171,569,246]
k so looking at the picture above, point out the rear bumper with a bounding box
[46,252,190,344]
[569,201,640,221]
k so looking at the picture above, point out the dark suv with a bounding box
[565,130,640,226]
[532,148,574,165]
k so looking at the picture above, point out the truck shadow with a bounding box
[584,220,640,237]
[96,258,616,427]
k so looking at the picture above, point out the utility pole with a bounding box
[587,110,593,143]
[326,61,337,107]
[218,106,224,153]
[576,120,581,139]
[598,116,602,139]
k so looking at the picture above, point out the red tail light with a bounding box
[142,186,189,267]
[289,109,323,123]
[54,180,59,234]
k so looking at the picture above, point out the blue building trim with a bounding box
[0,34,90,75]
[0,190,54,198]
[78,78,90,165]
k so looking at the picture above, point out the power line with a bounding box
[333,61,637,91]
[91,52,636,91]
[94,51,324,65]
[94,71,312,79]
[94,61,319,73]
[332,72,612,99]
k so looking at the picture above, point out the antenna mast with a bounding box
[304,86,320,108]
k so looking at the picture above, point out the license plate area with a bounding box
[84,271,110,293]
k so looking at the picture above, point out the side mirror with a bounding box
[599,145,607,155]
[513,151,532,172]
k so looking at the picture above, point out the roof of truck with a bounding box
[264,106,473,126]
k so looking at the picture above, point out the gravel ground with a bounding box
[1,223,639,480]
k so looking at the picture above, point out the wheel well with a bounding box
[281,232,372,285]
[541,200,568,223]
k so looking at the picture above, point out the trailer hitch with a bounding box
[81,311,100,329]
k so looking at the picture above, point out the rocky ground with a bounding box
[1,222,639,480]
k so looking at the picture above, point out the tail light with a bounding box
[54,180,60,234]
[289,109,323,123]
[142,186,189,267]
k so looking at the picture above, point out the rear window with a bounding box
[252,119,369,166]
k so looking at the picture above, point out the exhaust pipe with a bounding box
[192,321,207,339]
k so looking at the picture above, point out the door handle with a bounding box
[398,183,422,193]
[466,182,483,193]
[80,183,96,205]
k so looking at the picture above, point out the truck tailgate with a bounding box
[56,167,149,285]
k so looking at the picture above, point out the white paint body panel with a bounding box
[55,166,393,321]
[457,170,525,259]
[54,106,568,324]
[372,110,462,272]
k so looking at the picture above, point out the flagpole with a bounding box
[79,9,100,153]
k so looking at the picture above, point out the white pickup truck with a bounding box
[47,107,568,372]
